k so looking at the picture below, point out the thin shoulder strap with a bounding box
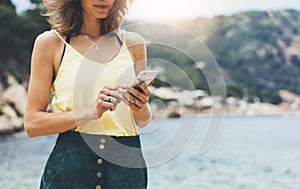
[66,34,71,44]
[52,30,70,44]
[51,30,71,84]
[114,29,126,47]
[121,29,126,45]
[114,31,123,47]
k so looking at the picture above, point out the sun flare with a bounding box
[127,0,211,20]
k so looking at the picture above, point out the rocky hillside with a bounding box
[205,9,300,102]
[125,9,300,104]
[1,0,300,104]
[0,75,27,133]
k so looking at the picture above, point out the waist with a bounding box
[54,131,146,168]
[58,130,142,148]
[52,104,138,136]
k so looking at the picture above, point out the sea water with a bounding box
[1,115,300,189]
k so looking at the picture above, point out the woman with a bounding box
[24,0,151,188]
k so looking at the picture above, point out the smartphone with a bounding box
[133,70,159,93]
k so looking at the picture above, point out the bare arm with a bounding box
[24,32,118,137]
[120,32,152,128]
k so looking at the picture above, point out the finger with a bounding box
[113,94,121,103]
[118,93,140,111]
[127,91,139,104]
[118,87,135,103]
[97,94,119,111]
[103,86,119,90]
[98,93,108,101]
[98,93,115,103]
[96,100,115,111]
[107,96,119,104]
[100,87,121,103]
[119,87,145,105]
[134,82,151,96]
[148,79,155,86]
[133,99,144,108]
[118,93,130,105]
[110,97,120,110]
[128,87,148,104]
[110,90,120,100]
[100,88,113,96]
[119,93,137,108]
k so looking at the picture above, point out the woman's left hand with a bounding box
[118,81,151,112]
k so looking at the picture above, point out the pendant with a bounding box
[95,45,99,50]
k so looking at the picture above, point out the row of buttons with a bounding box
[99,138,105,149]
[95,138,106,189]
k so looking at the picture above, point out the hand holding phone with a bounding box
[132,70,159,93]
[118,70,159,111]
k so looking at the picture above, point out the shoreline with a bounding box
[1,112,300,135]
[150,102,300,118]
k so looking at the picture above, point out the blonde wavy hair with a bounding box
[42,0,132,35]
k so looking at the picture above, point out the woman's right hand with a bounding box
[94,86,121,118]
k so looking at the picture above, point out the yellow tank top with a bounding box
[51,30,138,136]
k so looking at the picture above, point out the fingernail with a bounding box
[119,88,126,93]
[118,94,124,99]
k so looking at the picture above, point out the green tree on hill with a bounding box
[0,0,48,85]
[0,2,299,104]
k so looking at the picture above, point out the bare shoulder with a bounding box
[123,31,146,47]
[122,31,146,65]
[34,30,63,50]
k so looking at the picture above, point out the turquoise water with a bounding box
[1,115,300,189]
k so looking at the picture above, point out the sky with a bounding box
[11,0,300,20]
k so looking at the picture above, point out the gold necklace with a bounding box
[83,35,100,50]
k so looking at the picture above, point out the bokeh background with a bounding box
[1,0,300,188]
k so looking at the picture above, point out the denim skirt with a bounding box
[40,131,148,189]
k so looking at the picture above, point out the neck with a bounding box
[80,15,102,38]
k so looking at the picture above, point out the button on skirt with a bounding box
[40,131,148,189]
